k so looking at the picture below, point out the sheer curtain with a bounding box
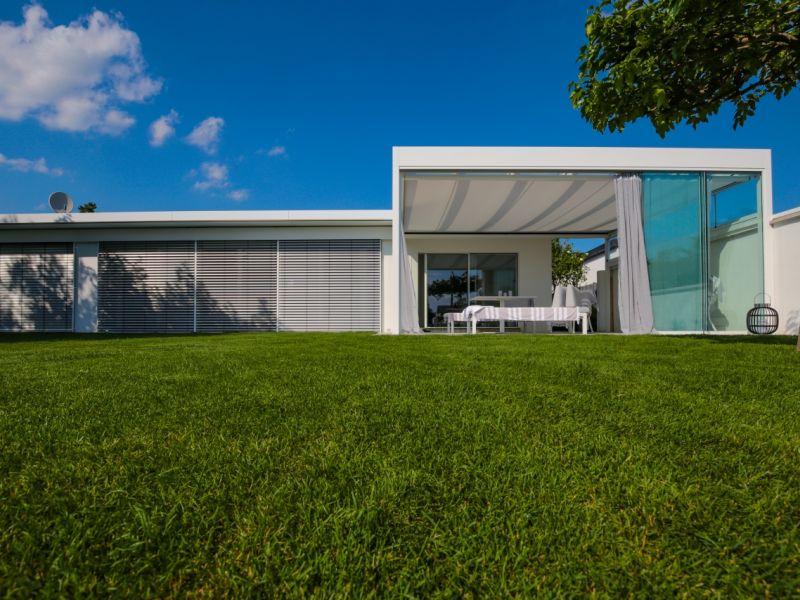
[398,220,421,333]
[615,174,654,334]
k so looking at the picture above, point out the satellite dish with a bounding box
[48,191,73,213]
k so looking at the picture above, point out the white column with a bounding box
[389,148,401,334]
[74,242,99,332]
[760,156,776,322]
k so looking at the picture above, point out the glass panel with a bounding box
[469,253,518,301]
[707,173,762,331]
[642,173,704,331]
[425,253,468,328]
[709,174,759,227]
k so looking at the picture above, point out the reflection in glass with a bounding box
[642,173,704,331]
[426,254,468,327]
[423,253,519,328]
[707,173,762,331]
[469,253,518,300]
[643,172,763,332]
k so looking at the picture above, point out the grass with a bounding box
[1,332,799,597]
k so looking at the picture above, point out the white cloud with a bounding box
[227,189,249,202]
[0,4,161,135]
[266,145,286,157]
[186,117,224,154]
[98,108,136,135]
[0,152,63,175]
[148,109,179,147]
[192,161,229,191]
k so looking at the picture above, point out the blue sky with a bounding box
[1,0,798,247]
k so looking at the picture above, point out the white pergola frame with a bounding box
[390,146,773,334]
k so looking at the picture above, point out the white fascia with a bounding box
[393,146,771,175]
[0,209,393,229]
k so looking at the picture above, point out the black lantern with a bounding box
[746,294,779,335]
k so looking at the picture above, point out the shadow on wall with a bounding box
[97,253,277,333]
[785,309,800,337]
[98,254,194,332]
[0,253,72,332]
[74,261,97,333]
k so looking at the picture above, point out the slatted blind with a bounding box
[278,239,381,331]
[98,241,194,332]
[0,243,73,331]
[196,241,277,331]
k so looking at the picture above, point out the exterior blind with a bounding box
[278,239,381,332]
[98,241,194,333]
[0,243,73,332]
[196,241,277,331]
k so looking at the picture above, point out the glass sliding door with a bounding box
[469,253,518,301]
[642,172,763,333]
[707,173,762,331]
[422,253,519,329]
[642,173,705,331]
[424,253,468,328]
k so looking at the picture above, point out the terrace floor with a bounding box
[1,333,799,596]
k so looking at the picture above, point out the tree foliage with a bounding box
[552,239,587,287]
[78,202,97,213]
[570,0,800,136]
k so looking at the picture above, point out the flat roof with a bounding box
[0,209,393,230]
[394,146,771,172]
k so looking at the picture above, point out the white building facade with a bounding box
[1,147,797,335]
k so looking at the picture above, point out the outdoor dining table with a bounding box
[471,296,537,333]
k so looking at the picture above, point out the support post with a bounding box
[74,242,99,333]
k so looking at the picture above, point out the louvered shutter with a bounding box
[98,241,194,332]
[196,240,277,331]
[0,243,73,331]
[278,239,381,331]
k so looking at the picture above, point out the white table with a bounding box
[471,296,537,333]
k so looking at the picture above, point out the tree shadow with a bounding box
[74,260,97,332]
[97,251,193,333]
[0,245,73,332]
[194,241,277,332]
[97,243,277,333]
[784,309,800,338]
[195,279,277,332]
[3,241,280,334]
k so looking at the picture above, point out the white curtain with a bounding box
[398,219,421,333]
[615,174,654,334]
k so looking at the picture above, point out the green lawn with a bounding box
[1,333,799,597]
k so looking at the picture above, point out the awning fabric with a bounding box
[403,173,616,234]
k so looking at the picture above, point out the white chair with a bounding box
[565,285,595,333]
[550,285,568,332]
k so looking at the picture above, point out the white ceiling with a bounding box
[403,173,617,234]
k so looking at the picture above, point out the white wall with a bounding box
[405,235,552,329]
[772,210,800,335]
[73,242,98,333]
[708,218,762,332]
[2,225,394,333]
[380,239,395,334]
[583,254,605,287]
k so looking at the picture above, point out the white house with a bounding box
[581,244,606,287]
[1,146,798,335]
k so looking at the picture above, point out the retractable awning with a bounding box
[402,172,617,235]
